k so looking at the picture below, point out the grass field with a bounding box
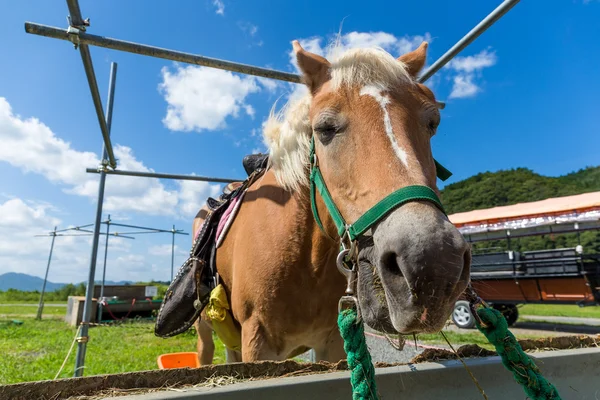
[519,304,600,318]
[0,318,226,385]
[0,304,66,317]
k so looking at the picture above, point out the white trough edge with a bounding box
[111,347,600,400]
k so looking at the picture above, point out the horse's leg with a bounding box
[194,317,215,365]
[191,206,216,365]
[312,327,346,363]
[225,348,242,363]
[240,318,282,362]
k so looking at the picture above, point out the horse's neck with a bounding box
[290,177,341,271]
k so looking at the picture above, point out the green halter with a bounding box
[309,137,450,242]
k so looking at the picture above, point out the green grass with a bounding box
[0,318,226,385]
[0,301,68,305]
[416,329,546,350]
[519,304,600,319]
[0,305,66,317]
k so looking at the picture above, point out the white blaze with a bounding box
[359,85,409,168]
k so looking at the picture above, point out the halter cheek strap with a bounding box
[309,136,449,242]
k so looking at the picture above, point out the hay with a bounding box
[410,334,600,364]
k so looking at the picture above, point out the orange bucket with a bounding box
[157,352,200,369]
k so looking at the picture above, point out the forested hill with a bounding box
[440,166,600,215]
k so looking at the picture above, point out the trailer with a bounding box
[448,191,600,328]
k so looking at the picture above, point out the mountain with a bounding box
[0,272,65,292]
[441,166,600,215]
[0,272,133,291]
[441,166,600,253]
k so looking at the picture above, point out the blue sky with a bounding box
[0,0,598,283]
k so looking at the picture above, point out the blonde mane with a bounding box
[263,46,414,192]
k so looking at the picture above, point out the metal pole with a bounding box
[98,215,111,322]
[74,62,117,377]
[24,22,446,109]
[63,0,116,169]
[108,222,186,234]
[36,226,57,320]
[85,168,239,184]
[24,23,301,83]
[418,0,520,83]
[171,225,176,282]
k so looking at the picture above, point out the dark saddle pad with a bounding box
[154,163,266,338]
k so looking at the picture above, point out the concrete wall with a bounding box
[114,348,600,400]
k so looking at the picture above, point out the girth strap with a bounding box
[309,137,447,242]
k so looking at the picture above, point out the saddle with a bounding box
[242,153,269,175]
[154,154,268,338]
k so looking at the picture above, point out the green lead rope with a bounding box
[338,309,379,400]
[337,307,562,400]
[474,308,562,400]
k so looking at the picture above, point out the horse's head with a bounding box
[290,40,471,335]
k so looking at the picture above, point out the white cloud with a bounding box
[448,75,479,99]
[177,178,222,218]
[0,97,222,219]
[448,50,497,73]
[0,198,60,229]
[446,49,497,99]
[0,195,191,282]
[0,98,97,187]
[159,65,260,132]
[212,0,224,15]
[238,22,258,37]
[255,77,281,93]
[0,197,89,280]
[148,244,186,257]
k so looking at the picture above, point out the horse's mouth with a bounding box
[356,250,459,335]
[356,252,398,334]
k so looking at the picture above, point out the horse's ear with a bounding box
[293,40,331,95]
[397,42,428,78]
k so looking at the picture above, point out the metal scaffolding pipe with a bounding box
[418,0,520,83]
[24,23,302,84]
[108,222,187,235]
[36,227,57,320]
[25,22,448,108]
[98,215,110,322]
[170,225,176,281]
[74,61,118,378]
[85,167,240,184]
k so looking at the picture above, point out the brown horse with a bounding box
[192,40,471,364]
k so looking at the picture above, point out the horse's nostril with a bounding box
[460,246,472,282]
[381,252,403,277]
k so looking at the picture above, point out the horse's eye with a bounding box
[427,118,440,134]
[314,123,341,144]
[315,124,337,137]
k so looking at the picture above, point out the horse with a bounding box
[190,40,471,364]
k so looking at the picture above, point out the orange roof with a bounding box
[448,191,600,227]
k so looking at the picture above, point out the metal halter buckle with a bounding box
[338,295,360,318]
[464,284,489,328]
[336,248,360,319]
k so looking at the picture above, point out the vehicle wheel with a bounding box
[493,304,519,326]
[452,300,476,329]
